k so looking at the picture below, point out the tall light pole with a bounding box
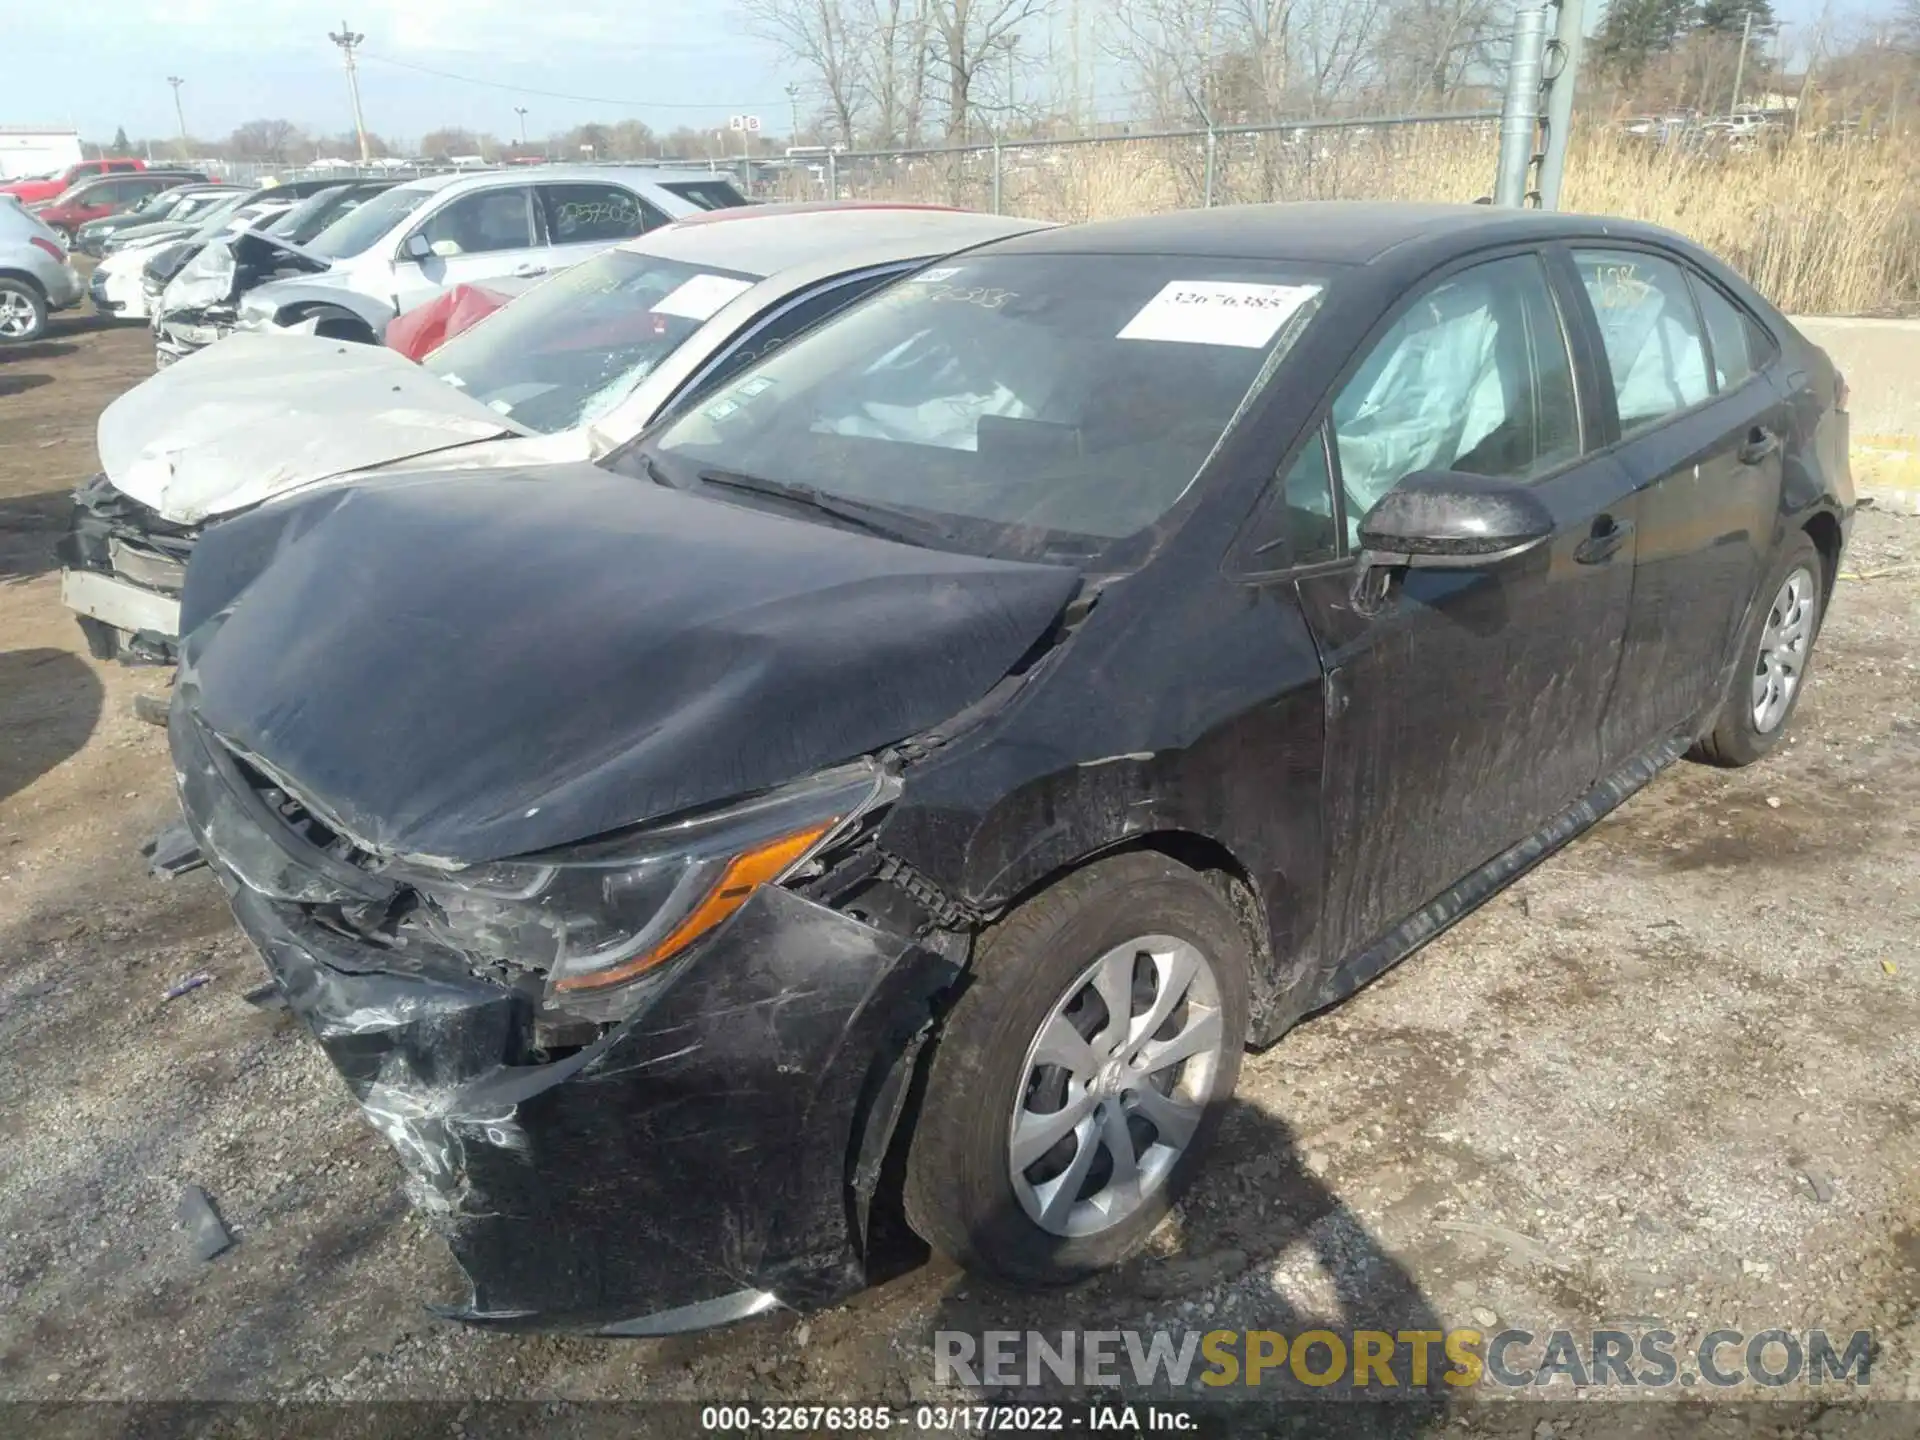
[166,76,188,158]
[328,20,371,163]
[1729,8,1755,116]
[514,106,529,145]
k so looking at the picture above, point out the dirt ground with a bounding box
[2,318,1917,1428]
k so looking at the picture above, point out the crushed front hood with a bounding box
[96,332,520,526]
[181,465,1081,863]
[229,226,332,274]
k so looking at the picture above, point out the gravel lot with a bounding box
[2,318,1916,1428]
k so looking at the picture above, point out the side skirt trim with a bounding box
[1279,732,1688,1031]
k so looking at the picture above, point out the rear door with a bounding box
[537,182,664,275]
[1290,248,1639,961]
[392,185,540,314]
[1565,245,1792,765]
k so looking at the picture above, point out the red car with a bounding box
[385,280,526,361]
[1,157,146,207]
[31,169,207,240]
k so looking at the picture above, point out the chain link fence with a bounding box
[207,112,1503,222]
[767,112,1502,221]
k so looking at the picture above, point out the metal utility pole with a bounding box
[514,106,529,144]
[328,20,371,164]
[166,76,188,156]
[1536,0,1587,209]
[785,83,800,142]
[1495,6,1550,206]
[1729,8,1755,116]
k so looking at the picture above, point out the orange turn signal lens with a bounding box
[551,820,835,994]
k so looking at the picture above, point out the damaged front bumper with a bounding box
[57,473,193,664]
[170,706,958,1334]
[153,308,236,367]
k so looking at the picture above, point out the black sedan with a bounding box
[169,201,1851,1334]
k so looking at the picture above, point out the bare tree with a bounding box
[1107,0,1390,125]
[860,0,934,145]
[739,0,868,145]
[925,0,1045,142]
[1371,0,1505,107]
[228,118,305,163]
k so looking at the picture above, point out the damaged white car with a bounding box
[59,204,1045,664]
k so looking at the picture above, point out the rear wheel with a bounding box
[0,278,48,343]
[1690,530,1824,767]
[904,851,1250,1287]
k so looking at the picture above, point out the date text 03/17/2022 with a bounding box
[698,1403,1199,1431]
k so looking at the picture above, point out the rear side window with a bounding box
[1331,253,1580,543]
[661,180,748,211]
[1573,248,1711,433]
[539,183,657,244]
[1689,275,1777,393]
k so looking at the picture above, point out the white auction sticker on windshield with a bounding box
[1117,281,1321,348]
[650,273,755,322]
[910,267,962,284]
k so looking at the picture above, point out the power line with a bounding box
[358,51,785,113]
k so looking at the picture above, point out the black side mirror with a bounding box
[1356,469,1556,570]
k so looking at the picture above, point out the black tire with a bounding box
[903,851,1251,1287]
[0,276,48,344]
[294,308,376,344]
[1690,530,1824,768]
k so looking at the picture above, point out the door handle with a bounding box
[1737,426,1780,465]
[1574,516,1633,565]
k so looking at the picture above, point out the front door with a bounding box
[1567,246,1793,764]
[1294,250,1638,961]
[391,185,540,316]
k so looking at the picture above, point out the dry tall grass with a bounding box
[819,124,1919,315]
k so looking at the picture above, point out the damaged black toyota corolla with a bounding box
[171,203,1852,1335]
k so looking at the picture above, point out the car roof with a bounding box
[624,205,1049,277]
[987,200,1689,267]
[404,165,733,197]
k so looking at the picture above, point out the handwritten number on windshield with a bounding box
[920,284,1015,310]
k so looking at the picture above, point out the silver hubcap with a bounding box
[1009,935,1225,1238]
[1752,566,1815,733]
[0,290,37,338]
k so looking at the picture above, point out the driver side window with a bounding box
[417,188,536,257]
[1331,253,1579,546]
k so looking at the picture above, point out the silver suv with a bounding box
[190,165,747,353]
[0,196,84,343]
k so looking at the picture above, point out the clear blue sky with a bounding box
[10,0,1875,149]
[10,1,797,147]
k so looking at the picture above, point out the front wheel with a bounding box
[1690,531,1824,767]
[904,851,1250,1287]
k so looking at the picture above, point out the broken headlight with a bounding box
[387,761,895,1021]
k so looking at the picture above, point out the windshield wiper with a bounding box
[694,466,946,547]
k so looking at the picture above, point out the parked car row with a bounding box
[0,194,85,341]
[50,198,1853,1342]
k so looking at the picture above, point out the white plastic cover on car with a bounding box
[97,331,521,524]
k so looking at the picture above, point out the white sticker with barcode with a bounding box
[1117,281,1321,348]
[651,273,755,321]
